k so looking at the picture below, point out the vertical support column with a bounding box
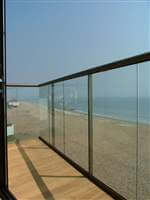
[0,0,3,79]
[136,64,139,200]
[0,0,8,189]
[63,82,65,153]
[52,84,55,146]
[48,85,50,144]
[88,75,93,175]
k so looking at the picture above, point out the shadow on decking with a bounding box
[16,139,55,200]
[15,139,86,200]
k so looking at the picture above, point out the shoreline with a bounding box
[54,107,150,126]
[10,100,150,125]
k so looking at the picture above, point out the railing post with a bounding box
[88,74,93,175]
[48,85,50,144]
[63,82,65,153]
[136,64,139,200]
[52,84,55,146]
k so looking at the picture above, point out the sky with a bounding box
[6,0,150,85]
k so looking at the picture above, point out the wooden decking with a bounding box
[8,138,113,200]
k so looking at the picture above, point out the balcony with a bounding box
[5,53,150,200]
[8,138,112,200]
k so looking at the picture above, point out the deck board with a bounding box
[8,139,113,200]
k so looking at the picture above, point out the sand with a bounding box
[7,102,150,200]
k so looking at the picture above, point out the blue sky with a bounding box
[6,0,149,84]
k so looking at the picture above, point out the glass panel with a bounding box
[7,87,39,142]
[64,77,88,170]
[48,85,53,145]
[54,82,64,152]
[138,62,150,200]
[7,87,40,196]
[39,85,49,143]
[93,65,137,199]
[7,87,17,142]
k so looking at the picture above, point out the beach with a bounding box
[7,101,40,140]
[7,101,150,200]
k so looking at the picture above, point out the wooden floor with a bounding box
[8,138,113,200]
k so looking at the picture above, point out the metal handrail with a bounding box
[6,52,150,88]
[39,52,150,87]
[6,84,38,87]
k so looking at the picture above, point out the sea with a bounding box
[63,97,150,124]
[43,96,150,124]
